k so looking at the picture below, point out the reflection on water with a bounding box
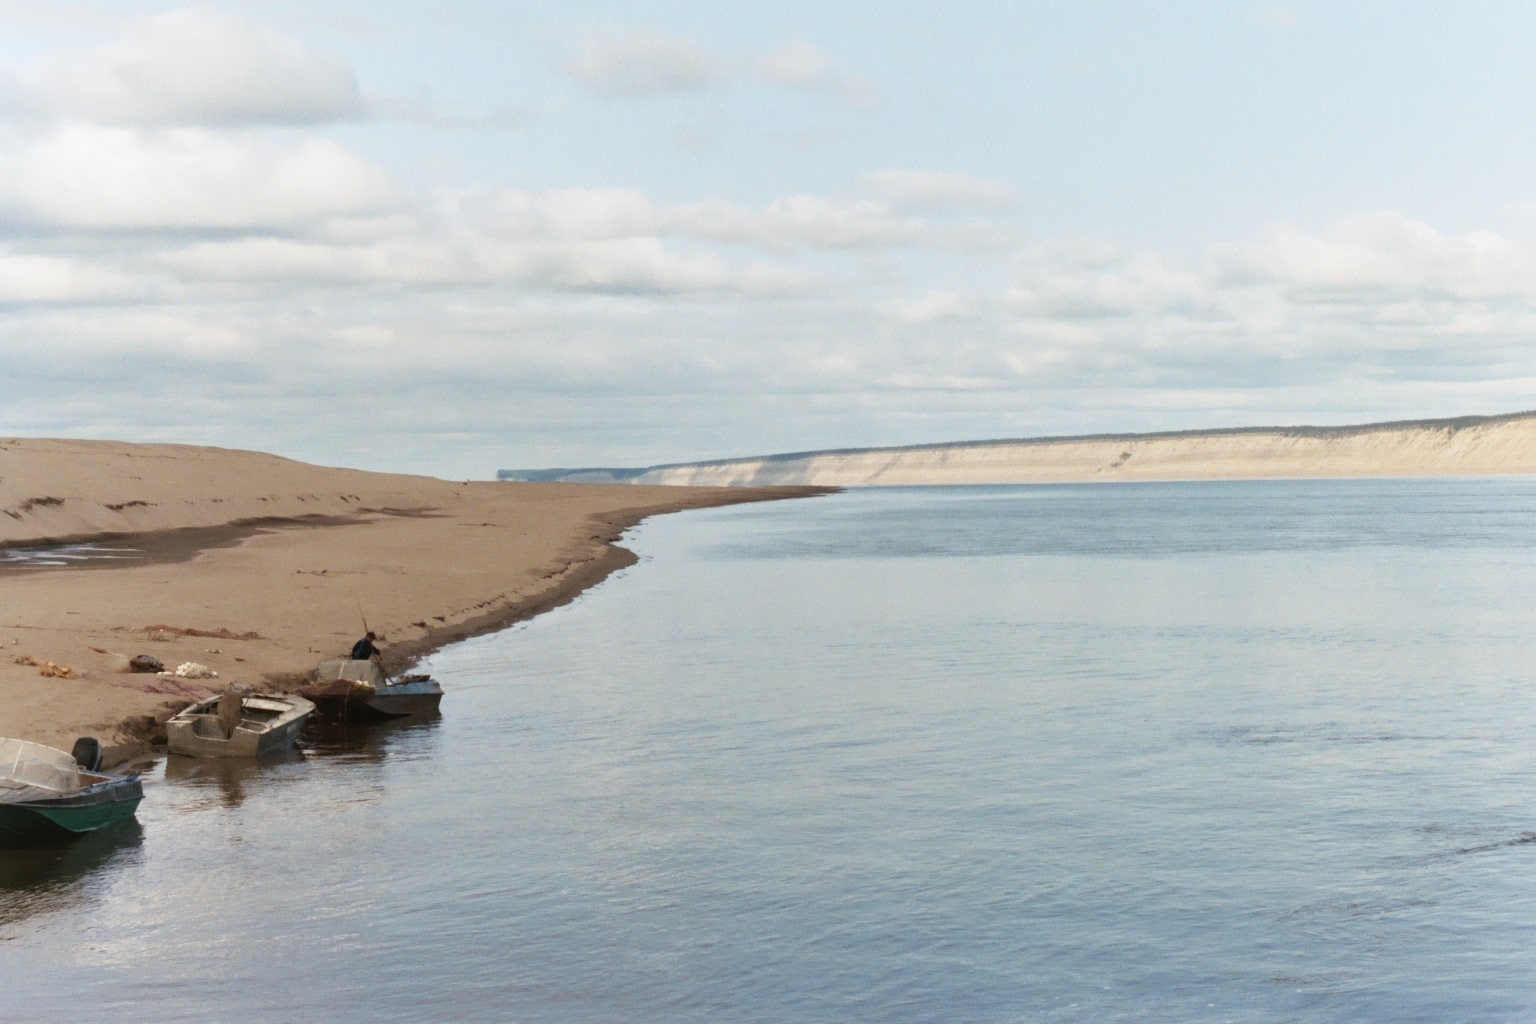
[0,820,143,926]
[303,710,443,762]
[0,542,143,569]
[163,749,308,809]
[7,481,1536,1021]
[153,713,443,810]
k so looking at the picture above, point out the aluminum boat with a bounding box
[166,689,315,758]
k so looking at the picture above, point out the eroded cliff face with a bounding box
[630,414,1536,487]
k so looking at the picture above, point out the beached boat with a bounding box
[166,689,315,758]
[302,659,443,720]
[0,737,143,846]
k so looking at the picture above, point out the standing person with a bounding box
[351,631,380,661]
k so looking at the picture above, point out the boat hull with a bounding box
[366,679,444,718]
[303,677,443,721]
[166,695,315,758]
[0,774,143,846]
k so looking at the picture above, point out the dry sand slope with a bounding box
[631,411,1536,486]
[0,439,827,759]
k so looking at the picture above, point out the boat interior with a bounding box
[185,698,296,738]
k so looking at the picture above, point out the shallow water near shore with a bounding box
[0,542,143,568]
[6,479,1536,1021]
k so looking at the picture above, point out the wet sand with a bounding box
[0,438,830,761]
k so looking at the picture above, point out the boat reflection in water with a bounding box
[154,705,441,813]
[162,748,308,809]
[0,819,144,927]
[302,707,443,760]
[0,707,443,933]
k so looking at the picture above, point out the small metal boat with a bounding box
[166,687,315,758]
[302,659,443,721]
[0,737,143,846]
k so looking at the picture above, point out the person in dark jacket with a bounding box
[351,631,380,661]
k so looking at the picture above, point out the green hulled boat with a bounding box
[0,737,142,846]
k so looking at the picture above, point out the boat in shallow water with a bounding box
[301,659,443,720]
[0,737,143,846]
[166,689,315,758]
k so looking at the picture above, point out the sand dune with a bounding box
[0,438,453,546]
[0,438,826,758]
[626,411,1536,486]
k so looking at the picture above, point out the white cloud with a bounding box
[501,238,812,296]
[1211,212,1536,301]
[6,8,363,127]
[890,291,982,323]
[473,187,660,240]
[860,169,1015,212]
[0,126,394,230]
[1011,247,1208,321]
[461,186,985,253]
[0,252,137,303]
[672,195,927,250]
[559,32,879,107]
[150,190,822,298]
[991,214,1536,395]
[158,237,467,285]
[564,29,723,97]
[756,41,878,107]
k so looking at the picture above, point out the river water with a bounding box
[5,480,1536,1022]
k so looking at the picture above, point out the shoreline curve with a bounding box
[0,437,833,763]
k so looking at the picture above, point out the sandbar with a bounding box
[0,438,830,762]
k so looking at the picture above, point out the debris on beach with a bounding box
[10,654,73,677]
[142,624,262,641]
[87,648,167,674]
[168,662,218,680]
[111,675,215,699]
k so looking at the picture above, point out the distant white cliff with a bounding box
[497,411,1536,488]
[503,411,1536,487]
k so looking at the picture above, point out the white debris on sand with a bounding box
[167,662,218,679]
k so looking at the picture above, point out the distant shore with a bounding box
[0,438,832,762]
[504,410,1536,487]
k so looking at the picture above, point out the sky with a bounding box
[4,2,1536,476]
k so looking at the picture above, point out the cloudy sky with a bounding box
[4,2,1536,476]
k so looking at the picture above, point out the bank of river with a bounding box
[6,480,1536,1022]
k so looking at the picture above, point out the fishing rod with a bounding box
[355,597,392,685]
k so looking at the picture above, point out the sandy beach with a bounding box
[0,438,828,762]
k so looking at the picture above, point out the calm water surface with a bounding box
[0,543,142,568]
[5,480,1536,1021]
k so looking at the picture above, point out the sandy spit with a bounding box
[0,438,831,762]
